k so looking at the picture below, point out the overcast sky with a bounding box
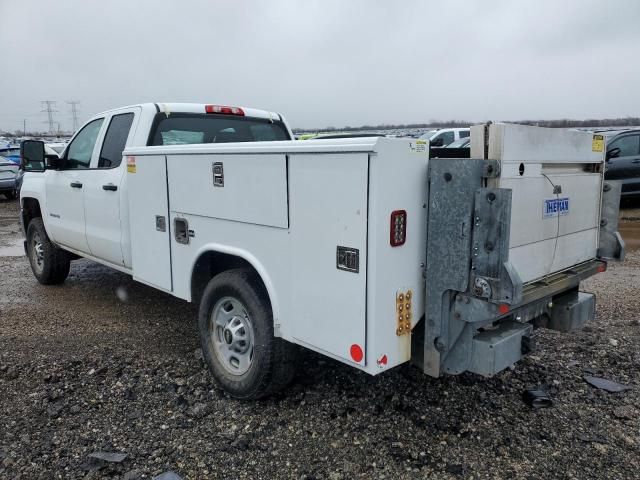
[1,0,639,132]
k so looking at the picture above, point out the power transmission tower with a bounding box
[66,100,81,132]
[41,101,58,133]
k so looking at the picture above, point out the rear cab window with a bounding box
[99,113,135,168]
[148,113,291,146]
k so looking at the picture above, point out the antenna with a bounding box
[41,100,58,134]
[66,100,81,132]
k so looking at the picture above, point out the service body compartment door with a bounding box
[127,154,172,291]
[167,153,288,228]
[288,153,368,365]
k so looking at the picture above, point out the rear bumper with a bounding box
[450,260,604,377]
[519,259,605,306]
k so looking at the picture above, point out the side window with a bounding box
[609,135,640,157]
[459,130,470,138]
[99,113,134,168]
[438,131,455,146]
[66,118,104,169]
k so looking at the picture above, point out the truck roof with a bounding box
[98,102,284,122]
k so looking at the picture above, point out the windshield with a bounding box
[149,113,290,146]
[419,129,438,140]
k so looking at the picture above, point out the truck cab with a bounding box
[20,103,293,271]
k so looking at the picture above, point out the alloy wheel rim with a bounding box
[31,232,44,272]
[210,296,254,375]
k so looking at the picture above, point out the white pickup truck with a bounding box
[20,103,624,399]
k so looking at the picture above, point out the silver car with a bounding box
[0,155,18,200]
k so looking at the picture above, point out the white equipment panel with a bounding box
[472,123,604,283]
[127,154,172,291]
[288,153,369,365]
[166,153,288,229]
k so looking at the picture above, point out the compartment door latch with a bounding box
[212,162,224,187]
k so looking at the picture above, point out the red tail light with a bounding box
[390,210,407,247]
[597,263,607,273]
[205,105,245,116]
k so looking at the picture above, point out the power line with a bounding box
[41,101,58,133]
[66,100,81,132]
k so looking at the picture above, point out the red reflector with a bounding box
[597,263,607,273]
[205,104,245,116]
[498,304,510,315]
[350,344,364,363]
[390,210,407,247]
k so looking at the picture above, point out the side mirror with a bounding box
[606,147,621,161]
[430,138,444,147]
[20,140,45,171]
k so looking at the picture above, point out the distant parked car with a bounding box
[0,156,19,199]
[0,146,21,165]
[310,133,387,140]
[602,129,640,200]
[46,142,68,154]
[419,128,470,147]
[445,137,471,148]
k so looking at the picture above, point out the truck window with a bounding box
[99,113,134,168]
[66,118,104,169]
[609,134,640,157]
[148,113,290,146]
[459,130,470,138]
[433,131,455,146]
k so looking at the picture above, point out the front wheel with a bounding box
[198,268,297,399]
[26,217,71,285]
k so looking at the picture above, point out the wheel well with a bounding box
[21,197,41,229]
[191,251,270,307]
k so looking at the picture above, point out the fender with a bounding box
[19,172,48,234]
[187,243,281,325]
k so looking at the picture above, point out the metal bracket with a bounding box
[415,158,523,378]
[470,187,522,304]
[597,181,625,261]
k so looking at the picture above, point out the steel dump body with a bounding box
[124,124,623,377]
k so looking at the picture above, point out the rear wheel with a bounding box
[198,268,297,399]
[26,217,71,285]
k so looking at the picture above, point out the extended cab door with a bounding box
[605,132,640,188]
[82,109,138,266]
[44,118,105,253]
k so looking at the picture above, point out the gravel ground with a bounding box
[0,197,639,479]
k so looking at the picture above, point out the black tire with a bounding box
[198,268,297,399]
[6,190,17,200]
[26,217,71,285]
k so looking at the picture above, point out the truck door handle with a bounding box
[102,183,118,191]
[70,182,83,189]
[632,159,640,164]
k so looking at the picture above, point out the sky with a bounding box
[1,0,639,132]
